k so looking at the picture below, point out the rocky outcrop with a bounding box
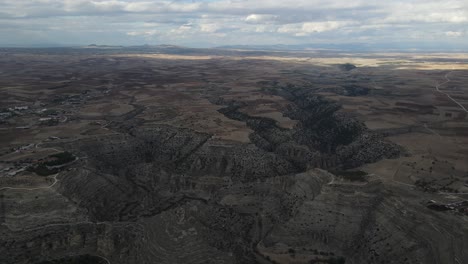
[1,162,467,264]
[215,86,401,171]
[55,125,297,222]
[259,178,468,264]
[0,221,139,264]
[0,88,455,264]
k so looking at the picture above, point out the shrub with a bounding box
[328,256,346,264]
[28,164,58,176]
[44,152,75,166]
[331,170,368,181]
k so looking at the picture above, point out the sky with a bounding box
[0,0,467,49]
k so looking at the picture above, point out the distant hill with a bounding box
[216,43,373,52]
[216,42,468,53]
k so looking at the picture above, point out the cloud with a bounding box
[445,31,463,37]
[170,23,193,34]
[0,0,466,48]
[199,23,219,33]
[244,14,277,24]
[126,30,158,36]
[278,21,350,36]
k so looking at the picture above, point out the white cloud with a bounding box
[244,14,277,24]
[200,23,219,33]
[445,31,463,37]
[0,0,467,47]
[278,21,350,36]
[126,30,158,36]
[170,23,193,34]
[255,25,275,33]
[302,21,349,33]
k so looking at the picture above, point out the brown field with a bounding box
[1,49,468,187]
[0,47,467,264]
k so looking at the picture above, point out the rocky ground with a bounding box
[1,119,466,264]
[0,48,467,264]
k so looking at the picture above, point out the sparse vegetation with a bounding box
[44,152,76,167]
[309,256,346,264]
[332,170,368,181]
[27,152,75,176]
[343,85,370,96]
[28,164,58,176]
[338,63,356,71]
[41,109,60,116]
[35,255,107,264]
[1,47,468,264]
[328,257,346,264]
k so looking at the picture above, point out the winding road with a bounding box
[435,71,468,113]
[97,255,111,264]
[0,173,59,191]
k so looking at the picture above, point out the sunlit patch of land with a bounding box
[119,53,468,70]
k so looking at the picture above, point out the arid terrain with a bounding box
[0,46,467,264]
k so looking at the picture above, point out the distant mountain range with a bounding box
[1,42,466,53]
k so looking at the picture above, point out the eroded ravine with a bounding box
[1,85,467,264]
